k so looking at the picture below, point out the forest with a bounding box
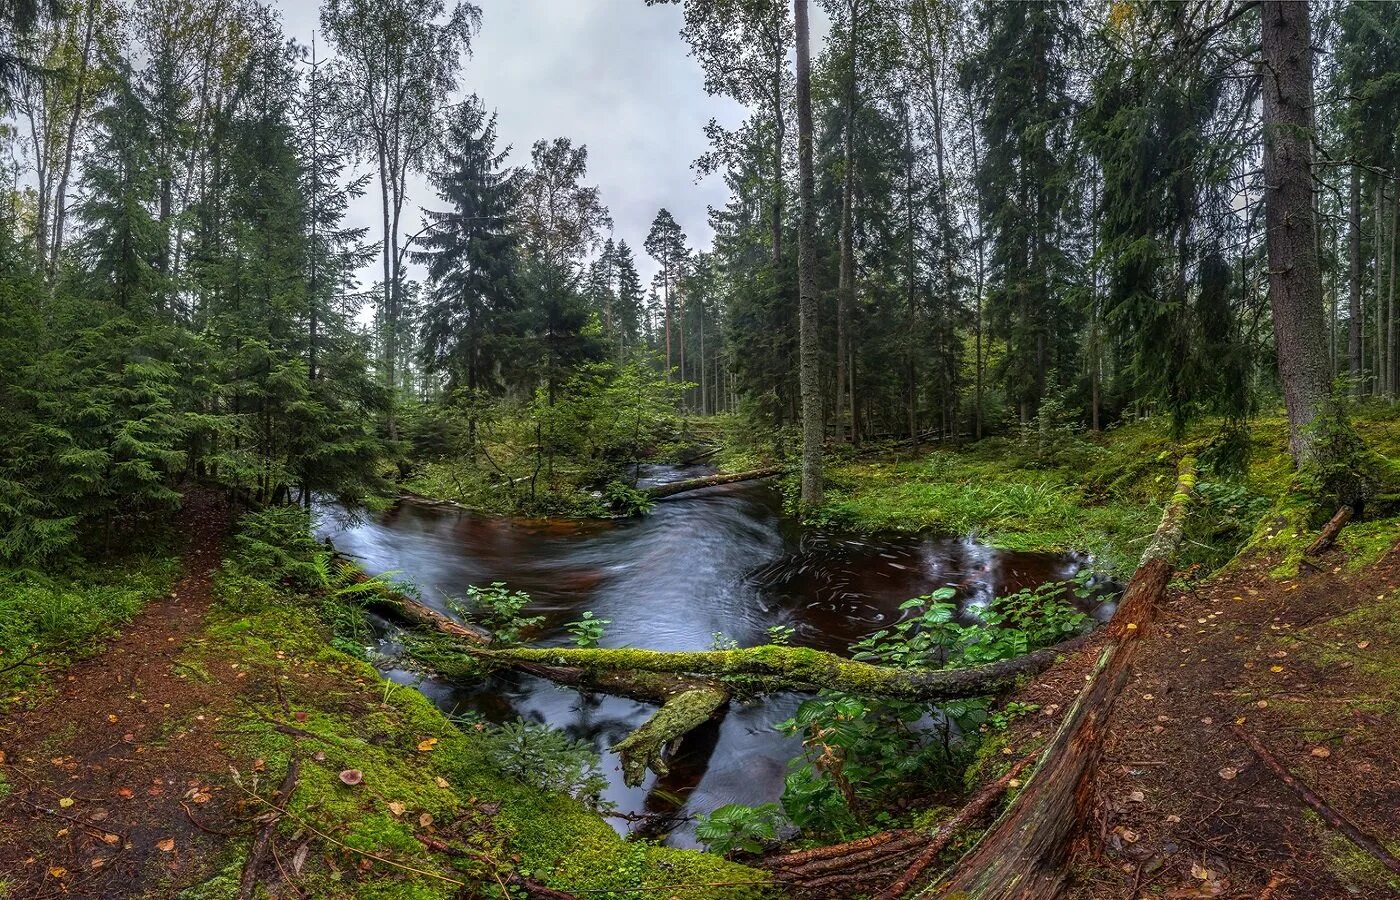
[0,0,1398,898]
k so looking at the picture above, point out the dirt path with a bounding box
[0,492,249,899]
[994,536,1400,899]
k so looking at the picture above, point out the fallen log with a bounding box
[1230,724,1400,876]
[343,560,732,786]
[644,467,782,500]
[1304,505,1354,556]
[873,754,1035,899]
[760,755,1034,897]
[929,457,1197,900]
[465,632,1093,704]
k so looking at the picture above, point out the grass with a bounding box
[816,410,1400,579]
[0,553,179,710]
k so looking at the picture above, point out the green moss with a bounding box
[1311,814,1400,895]
[184,602,771,899]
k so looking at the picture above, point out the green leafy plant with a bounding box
[711,631,740,651]
[564,610,609,647]
[450,582,543,645]
[694,803,787,856]
[766,624,795,646]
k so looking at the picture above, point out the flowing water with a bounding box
[318,466,1100,847]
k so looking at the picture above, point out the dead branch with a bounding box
[1304,505,1354,556]
[1230,724,1400,876]
[930,457,1197,899]
[238,756,300,900]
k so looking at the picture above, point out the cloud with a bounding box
[273,0,745,291]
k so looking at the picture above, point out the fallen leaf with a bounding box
[90,858,106,869]
[434,776,450,789]
[1218,766,1238,780]
[1310,747,1331,759]
[1166,814,1182,824]
[387,801,406,816]
[417,737,439,752]
[419,813,434,828]
[339,769,363,786]
[156,838,175,853]
[1191,860,1213,880]
[107,714,118,723]
[312,751,326,762]
[1127,790,1145,803]
[48,867,67,878]
[102,834,119,845]
[58,797,75,808]
[1269,665,1284,673]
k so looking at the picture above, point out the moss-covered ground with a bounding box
[816,407,1400,578]
[176,599,769,899]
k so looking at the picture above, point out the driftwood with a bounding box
[237,756,301,900]
[1230,724,1400,876]
[644,467,782,499]
[930,457,1197,900]
[1304,505,1354,556]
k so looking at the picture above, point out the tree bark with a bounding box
[1350,166,1364,395]
[1261,0,1334,467]
[835,0,859,445]
[795,0,824,507]
[931,459,1196,899]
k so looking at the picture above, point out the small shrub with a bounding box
[695,803,787,856]
[450,582,543,645]
[564,611,609,647]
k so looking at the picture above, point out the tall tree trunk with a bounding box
[47,0,98,280]
[835,0,859,444]
[1261,0,1335,467]
[1389,185,1397,396]
[1349,166,1363,394]
[794,0,823,507]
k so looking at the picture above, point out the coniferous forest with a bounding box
[1,1,1399,898]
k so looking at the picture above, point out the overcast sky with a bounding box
[272,0,748,289]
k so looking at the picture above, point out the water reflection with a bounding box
[319,467,1091,846]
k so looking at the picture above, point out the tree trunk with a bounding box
[1349,167,1363,394]
[794,0,824,507]
[1260,0,1334,467]
[835,0,859,444]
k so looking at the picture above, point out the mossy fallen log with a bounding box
[465,633,1092,703]
[645,467,783,500]
[928,456,1197,900]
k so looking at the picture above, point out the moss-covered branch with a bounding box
[611,685,730,786]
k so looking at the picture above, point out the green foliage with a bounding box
[773,579,1093,837]
[461,716,612,811]
[695,803,787,857]
[0,555,177,704]
[451,582,543,645]
[563,611,609,648]
[765,624,795,646]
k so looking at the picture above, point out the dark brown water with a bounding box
[318,466,1100,846]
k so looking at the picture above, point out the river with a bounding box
[318,466,1097,847]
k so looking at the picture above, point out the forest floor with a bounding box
[984,532,1400,899]
[0,494,758,900]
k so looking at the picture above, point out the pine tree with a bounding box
[414,98,520,406]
